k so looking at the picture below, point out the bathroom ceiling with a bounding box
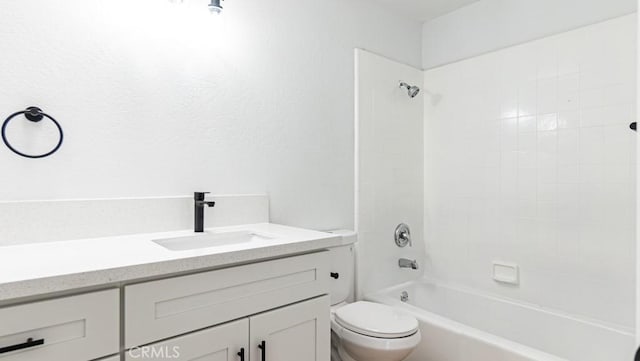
[368,0,480,22]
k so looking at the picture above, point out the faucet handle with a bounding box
[194,192,211,201]
[395,224,412,247]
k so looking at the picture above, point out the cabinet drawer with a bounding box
[0,289,119,361]
[124,319,248,361]
[125,251,329,347]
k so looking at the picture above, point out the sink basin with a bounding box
[153,230,274,251]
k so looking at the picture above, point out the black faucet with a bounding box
[194,192,216,233]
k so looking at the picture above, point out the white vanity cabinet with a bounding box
[0,289,119,361]
[0,250,331,361]
[124,251,331,361]
[123,296,329,361]
[124,251,330,348]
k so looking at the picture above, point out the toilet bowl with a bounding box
[327,232,421,361]
[331,301,421,361]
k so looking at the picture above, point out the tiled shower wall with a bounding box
[424,14,637,329]
[356,49,425,297]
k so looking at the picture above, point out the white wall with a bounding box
[0,195,269,245]
[424,14,636,335]
[422,0,637,69]
[355,50,424,296]
[0,0,422,232]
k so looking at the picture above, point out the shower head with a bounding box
[400,82,421,98]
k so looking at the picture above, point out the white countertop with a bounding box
[0,223,350,303]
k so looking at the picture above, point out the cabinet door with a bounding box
[124,319,248,361]
[249,296,330,361]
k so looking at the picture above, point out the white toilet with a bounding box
[328,235,421,361]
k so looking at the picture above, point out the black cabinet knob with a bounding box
[330,272,340,279]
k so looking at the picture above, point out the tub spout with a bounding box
[399,258,419,270]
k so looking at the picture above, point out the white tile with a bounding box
[500,169,518,200]
[556,31,583,75]
[558,111,580,129]
[537,114,558,131]
[558,73,580,92]
[558,74,580,111]
[603,165,632,182]
[422,15,636,346]
[516,217,538,244]
[602,103,636,125]
[581,107,609,128]
[580,165,605,184]
[557,129,580,165]
[518,132,537,150]
[537,78,558,114]
[537,40,559,79]
[537,130,557,153]
[579,127,604,164]
[501,118,519,151]
[604,125,632,165]
[517,132,538,169]
[581,68,614,89]
[580,88,606,109]
[558,165,580,183]
[516,199,537,219]
[518,116,537,133]
[518,81,537,117]
[538,182,558,202]
[517,168,537,200]
[500,87,519,119]
[604,82,636,106]
[538,164,558,185]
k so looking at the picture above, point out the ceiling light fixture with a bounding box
[208,0,223,14]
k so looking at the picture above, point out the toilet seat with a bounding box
[334,302,419,339]
[331,316,421,361]
[332,320,421,349]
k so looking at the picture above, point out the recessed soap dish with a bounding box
[493,261,519,285]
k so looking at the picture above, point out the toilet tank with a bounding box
[327,230,357,306]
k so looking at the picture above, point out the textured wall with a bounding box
[0,0,422,231]
[424,14,636,334]
[0,195,269,245]
[422,0,637,69]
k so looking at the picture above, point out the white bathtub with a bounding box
[367,280,635,361]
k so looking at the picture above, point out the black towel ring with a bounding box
[1,107,64,159]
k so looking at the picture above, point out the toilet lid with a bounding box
[335,301,419,338]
